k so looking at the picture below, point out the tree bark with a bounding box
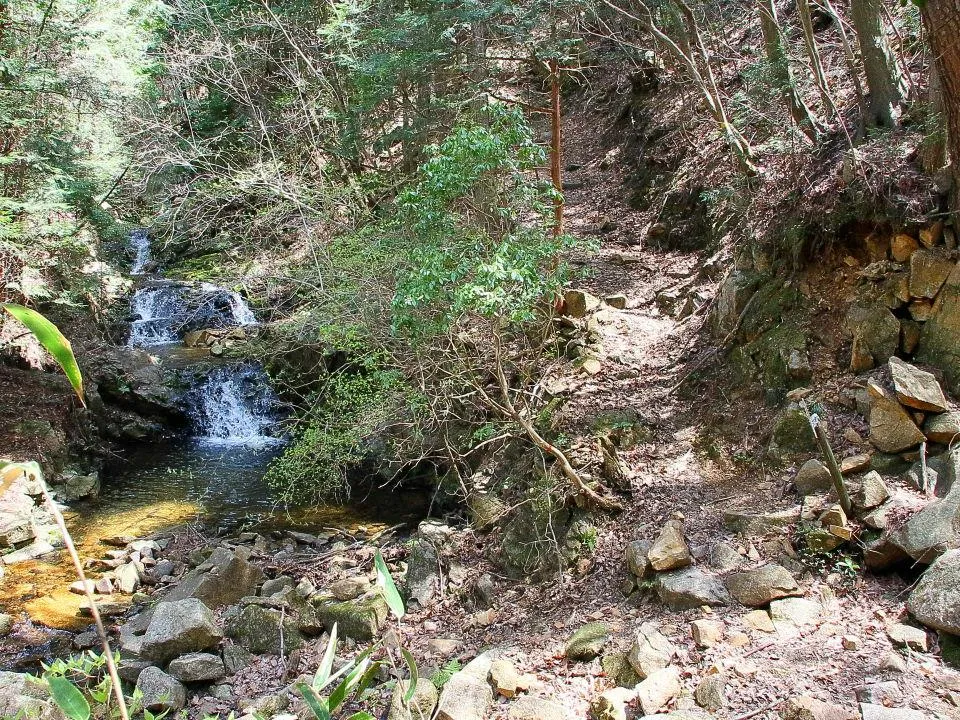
[850,0,904,127]
[757,0,824,142]
[922,0,960,212]
[796,0,837,119]
[921,50,948,175]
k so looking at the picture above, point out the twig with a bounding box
[732,697,785,720]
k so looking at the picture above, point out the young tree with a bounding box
[850,0,905,127]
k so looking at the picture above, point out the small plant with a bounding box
[430,659,462,690]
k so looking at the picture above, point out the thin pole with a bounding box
[549,59,564,237]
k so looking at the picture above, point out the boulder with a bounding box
[223,603,303,655]
[690,619,723,648]
[627,622,676,679]
[564,290,601,319]
[888,357,948,412]
[886,623,929,651]
[907,548,960,634]
[314,595,389,641]
[859,704,930,720]
[647,520,691,571]
[635,667,681,716]
[405,537,440,607]
[167,652,226,682]
[709,542,744,571]
[723,508,800,536]
[0,670,58,719]
[565,622,609,661]
[845,305,900,369]
[909,249,954,299]
[260,576,296,597]
[924,411,960,445]
[869,395,925,453]
[509,696,569,720]
[724,564,800,607]
[164,547,264,609]
[58,471,100,501]
[489,659,527,698]
[795,460,832,495]
[892,234,920,262]
[851,472,890,511]
[436,654,494,720]
[695,674,727,711]
[783,696,856,720]
[769,597,823,630]
[888,490,960,562]
[625,540,654,578]
[140,599,223,664]
[135,667,187,712]
[388,678,439,720]
[328,577,371,601]
[771,406,818,454]
[918,263,960,393]
[655,566,731,610]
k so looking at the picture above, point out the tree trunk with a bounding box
[757,0,823,142]
[922,0,960,212]
[922,50,948,175]
[850,0,904,127]
[796,0,837,119]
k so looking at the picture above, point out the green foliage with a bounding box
[46,677,91,720]
[1,303,84,404]
[374,549,405,620]
[389,106,577,336]
[430,659,462,690]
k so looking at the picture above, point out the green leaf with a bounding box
[328,656,370,713]
[47,676,90,720]
[374,549,404,619]
[297,683,331,720]
[345,713,376,720]
[1,303,84,406]
[315,622,338,689]
[401,647,419,703]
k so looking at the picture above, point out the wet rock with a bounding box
[695,674,726,711]
[647,520,691,571]
[167,652,226,682]
[625,540,654,578]
[388,678,439,720]
[796,459,832,495]
[509,696,570,720]
[136,667,187,712]
[164,547,264,609]
[783,696,856,720]
[564,290,601,319]
[224,603,303,655]
[852,472,890,511]
[565,622,609,661]
[724,564,800,607]
[886,623,929,652]
[910,249,954,299]
[436,653,494,720]
[260,576,296,597]
[627,623,676,679]
[656,567,731,610]
[723,508,799,536]
[314,595,389,641]
[140,598,223,664]
[888,358,948,412]
[58,471,100,501]
[869,395,925,453]
[635,666,681,716]
[907,549,960,634]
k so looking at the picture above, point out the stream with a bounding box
[0,232,428,650]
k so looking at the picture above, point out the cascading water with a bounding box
[129,229,151,275]
[185,363,282,445]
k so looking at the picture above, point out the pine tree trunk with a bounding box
[922,52,948,174]
[922,0,960,212]
[850,0,903,127]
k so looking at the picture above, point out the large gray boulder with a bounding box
[314,595,389,641]
[889,489,960,563]
[627,623,676,679]
[164,547,264,609]
[655,566,731,610]
[0,671,58,719]
[436,653,494,720]
[135,667,187,712]
[869,394,925,453]
[918,262,960,393]
[724,564,800,607]
[845,304,900,369]
[140,599,222,664]
[167,652,226,682]
[405,537,440,608]
[907,548,960,634]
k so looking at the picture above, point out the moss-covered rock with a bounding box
[770,405,817,455]
[313,595,389,641]
[601,652,642,687]
[499,479,573,579]
[223,603,303,655]
[565,622,609,661]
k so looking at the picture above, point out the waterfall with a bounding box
[128,284,184,347]
[128,283,258,348]
[130,229,151,275]
[185,364,282,445]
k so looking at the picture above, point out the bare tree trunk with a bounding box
[922,51,948,174]
[797,0,838,118]
[922,0,960,212]
[820,0,868,136]
[549,59,564,237]
[850,0,904,127]
[757,0,824,142]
